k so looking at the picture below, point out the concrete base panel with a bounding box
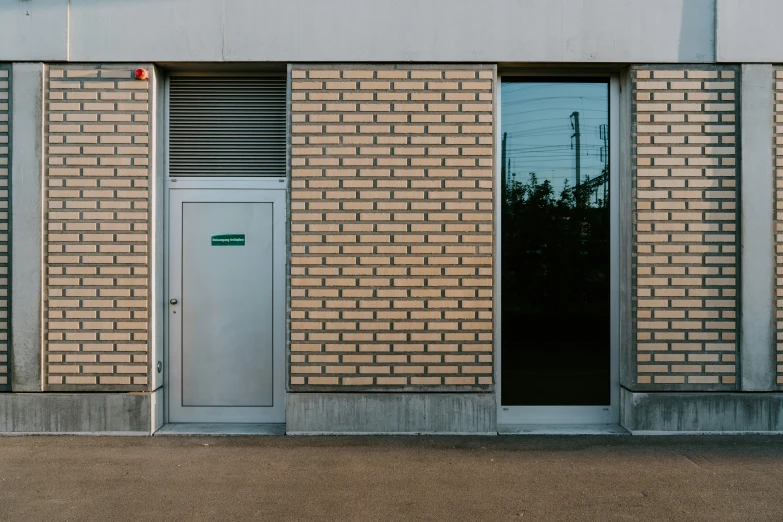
[621,387,783,433]
[155,423,285,436]
[0,393,156,434]
[286,393,497,434]
[498,424,629,435]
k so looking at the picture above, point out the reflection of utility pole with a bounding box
[599,123,608,202]
[501,132,507,193]
[570,111,581,188]
[511,159,515,184]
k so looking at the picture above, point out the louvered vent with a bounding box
[169,76,286,176]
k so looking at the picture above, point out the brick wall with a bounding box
[44,65,151,390]
[632,66,739,389]
[776,68,783,387]
[289,65,495,389]
[0,66,8,390]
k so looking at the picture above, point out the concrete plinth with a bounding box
[0,392,159,434]
[286,393,497,435]
[621,387,783,434]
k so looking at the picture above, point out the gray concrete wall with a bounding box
[10,63,44,393]
[716,0,783,62]
[0,0,68,61]
[621,387,783,433]
[286,393,497,434]
[739,65,776,391]
[2,0,716,63]
[9,1,783,65]
[0,392,154,434]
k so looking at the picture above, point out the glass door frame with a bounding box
[495,71,621,425]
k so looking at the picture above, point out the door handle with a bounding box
[170,298,178,305]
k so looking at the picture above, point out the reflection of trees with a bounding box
[502,172,609,318]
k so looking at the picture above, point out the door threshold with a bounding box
[155,423,285,436]
[498,424,629,435]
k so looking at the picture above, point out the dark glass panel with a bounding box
[501,80,610,406]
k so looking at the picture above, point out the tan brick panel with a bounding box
[290,66,494,388]
[0,66,8,389]
[775,68,783,387]
[44,66,151,389]
[633,67,739,388]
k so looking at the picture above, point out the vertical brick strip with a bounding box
[775,68,783,387]
[633,67,739,388]
[44,66,151,389]
[290,66,494,389]
[0,66,9,389]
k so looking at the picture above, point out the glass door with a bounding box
[498,77,619,425]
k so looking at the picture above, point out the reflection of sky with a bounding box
[501,81,609,196]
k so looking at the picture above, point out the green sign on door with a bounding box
[211,234,246,246]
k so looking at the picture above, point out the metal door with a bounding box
[167,186,285,423]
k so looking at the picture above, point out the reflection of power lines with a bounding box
[501,95,607,107]
[599,124,608,164]
[504,126,602,137]
[598,124,608,203]
[505,144,603,151]
[502,97,609,206]
[504,118,605,130]
[502,107,608,119]
[580,124,609,204]
[580,171,608,192]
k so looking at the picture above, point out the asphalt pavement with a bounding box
[0,434,781,521]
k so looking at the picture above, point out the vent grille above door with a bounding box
[168,76,286,177]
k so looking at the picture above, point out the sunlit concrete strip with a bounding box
[10,63,44,392]
[740,64,775,391]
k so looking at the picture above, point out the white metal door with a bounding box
[167,184,285,423]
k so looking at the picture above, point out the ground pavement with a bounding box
[0,435,781,521]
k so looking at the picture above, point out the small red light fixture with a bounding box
[135,68,149,81]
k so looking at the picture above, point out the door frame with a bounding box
[161,71,290,425]
[165,180,287,423]
[495,71,622,425]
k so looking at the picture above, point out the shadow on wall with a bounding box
[679,0,716,62]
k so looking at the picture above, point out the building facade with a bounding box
[1,0,782,434]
